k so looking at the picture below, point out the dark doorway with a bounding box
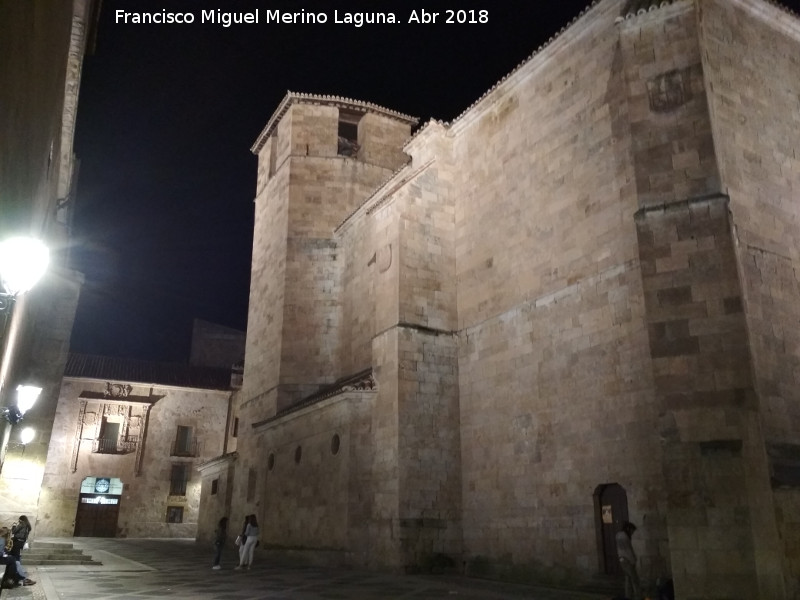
[74,494,120,537]
[594,483,629,575]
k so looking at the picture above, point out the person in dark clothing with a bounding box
[10,515,34,585]
[0,527,24,589]
[212,517,228,569]
[615,521,641,600]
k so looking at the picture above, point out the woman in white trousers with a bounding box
[236,514,259,570]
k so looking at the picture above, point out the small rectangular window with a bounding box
[170,464,188,496]
[232,417,239,438]
[173,425,194,456]
[211,478,219,495]
[166,506,184,523]
[246,468,256,502]
[337,109,362,157]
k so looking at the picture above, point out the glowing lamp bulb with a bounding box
[16,385,41,414]
[0,237,49,296]
[19,427,34,445]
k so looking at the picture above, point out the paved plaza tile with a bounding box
[4,539,610,600]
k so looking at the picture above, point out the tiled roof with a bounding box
[619,0,798,21]
[620,0,679,18]
[251,91,419,154]
[64,353,232,391]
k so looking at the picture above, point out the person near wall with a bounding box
[212,517,228,570]
[0,527,26,589]
[235,514,259,570]
[10,516,35,586]
[235,515,249,565]
[615,520,642,600]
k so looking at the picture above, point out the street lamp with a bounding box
[0,237,49,470]
[2,385,41,425]
[0,236,50,309]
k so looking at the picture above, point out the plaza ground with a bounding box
[5,537,611,599]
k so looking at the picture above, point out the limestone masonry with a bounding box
[196,1,800,598]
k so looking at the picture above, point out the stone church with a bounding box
[197,0,800,598]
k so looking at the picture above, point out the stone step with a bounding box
[25,558,102,566]
[19,541,101,567]
[27,542,74,550]
[25,547,84,554]
[23,554,88,562]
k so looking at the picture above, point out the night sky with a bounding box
[70,0,593,362]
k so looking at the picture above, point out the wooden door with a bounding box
[595,483,628,575]
[74,496,120,537]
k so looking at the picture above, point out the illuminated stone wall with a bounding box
[208,0,800,596]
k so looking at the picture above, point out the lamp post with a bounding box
[0,236,49,471]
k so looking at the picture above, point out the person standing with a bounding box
[235,515,249,567]
[212,517,227,570]
[235,514,259,570]
[10,516,34,586]
[615,521,642,600]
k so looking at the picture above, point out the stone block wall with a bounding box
[338,205,382,375]
[241,160,288,415]
[396,159,457,333]
[450,0,665,584]
[244,103,411,415]
[243,392,376,566]
[225,0,800,594]
[700,1,800,595]
[196,455,236,546]
[358,112,412,171]
[619,3,720,209]
[0,268,82,528]
[635,197,776,599]
[701,0,800,446]
[396,327,461,570]
[458,263,657,583]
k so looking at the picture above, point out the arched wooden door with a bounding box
[594,483,628,575]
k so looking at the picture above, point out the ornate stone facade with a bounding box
[198,1,800,598]
[38,358,232,538]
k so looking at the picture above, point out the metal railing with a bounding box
[170,438,199,457]
[92,436,138,454]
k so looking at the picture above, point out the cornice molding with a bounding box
[251,92,418,154]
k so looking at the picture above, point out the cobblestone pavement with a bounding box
[4,538,610,600]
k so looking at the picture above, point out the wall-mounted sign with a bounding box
[81,476,123,495]
[81,496,119,505]
[602,505,613,524]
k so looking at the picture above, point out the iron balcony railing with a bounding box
[170,438,199,457]
[92,436,138,454]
